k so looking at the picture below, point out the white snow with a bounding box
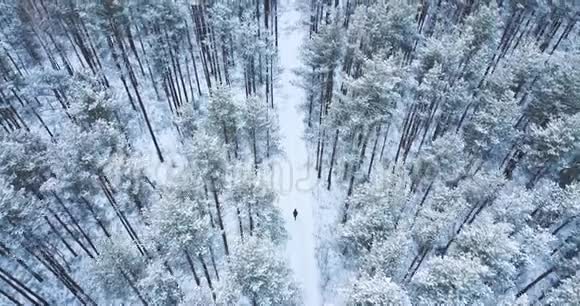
[273,1,323,305]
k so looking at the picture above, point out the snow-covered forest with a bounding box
[1,0,580,305]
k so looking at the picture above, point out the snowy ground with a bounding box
[272,1,323,305]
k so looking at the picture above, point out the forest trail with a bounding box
[274,1,323,305]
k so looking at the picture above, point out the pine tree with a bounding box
[544,271,580,305]
[224,238,299,305]
[522,114,580,187]
[207,86,241,159]
[452,212,521,291]
[87,239,147,304]
[348,272,412,305]
[340,168,411,255]
[227,167,286,243]
[137,261,184,306]
[412,255,493,305]
[187,132,229,256]
[241,95,280,169]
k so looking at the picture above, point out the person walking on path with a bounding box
[293,209,298,220]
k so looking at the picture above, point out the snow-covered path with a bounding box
[274,1,322,305]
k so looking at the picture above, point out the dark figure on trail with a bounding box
[293,209,298,220]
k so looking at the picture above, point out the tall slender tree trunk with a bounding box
[248,202,255,235]
[53,194,98,256]
[121,269,148,306]
[44,215,77,257]
[184,250,201,286]
[317,130,326,179]
[367,125,382,177]
[236,207,244,241]
[0,287,23,306]
[99,177,148,257]
[516,267,555,298]
[210,179,229,256]
[80,197,111,238]
[208,245,220,281]
[327,129,339,190]
[0,266,48,306]
[347,126,372,196]
[48,207,94,259]
[404,247,430,283]
[379,122,391,162]
[198,254,216,301]
[251,128,259,171]
[0,242,44,283]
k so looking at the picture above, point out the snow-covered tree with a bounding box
[146,183,213,259]
[345,1,417,71]
[0,178,45,247]
[207,3,237,85]
[227,167,286,244]
[225,238,299,305]
[43,121,126,198]
[347,272,411,306]
[412,255,493,305]
[413,184,468,251]
[361,231,414,281]
[138,260,184,306]
[452,212,521,291]
[526,52,580,126]
[87,239,147,303]
[241,95,280,169]
[108,155,157,214]
[487,183,533,229]
[529,179,574,229]
[340,168,411,256]
[339,55,404,131]
[462,86,519,161]
[410,133,467,191]
[544,271,580,305]
[300,14,343,131]
[174,102,201,141]
[187,132,229,255]
[207,86,241,159]
[0,131,50,194]
[522,114,580,186]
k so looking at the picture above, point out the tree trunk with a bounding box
[317,130,326,179]
[516,267,556,298]
[185,25,203,96]
[208,245,220,281]
[0,287,23,306]
[0,242,44,283]
[251,128,259,171]
[237,208,244,241]
[80,197,111,238]
[0,266,48,306]
[44,216,77,257]
[121,269,148,306]
[184,250,201,286]
[99,177,148,257]
[367,125,382,177]
[198,254,216,301]
[347,126,372,196]
[248,201,255,235]
[379,122,391,162]
[210,179,229,256]
[36,246,94,305]
[412,181,434,222]
[405,247,429,283]
[327,129,339,190]
[47,208,94,259]
[53,194,98,256]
